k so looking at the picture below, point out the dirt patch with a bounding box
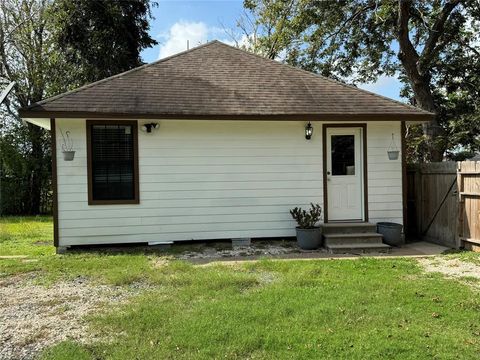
[418,257,480,288]
[175,240,320,260]
[0,273,139,360]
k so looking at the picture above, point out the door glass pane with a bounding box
[331,135,355,175]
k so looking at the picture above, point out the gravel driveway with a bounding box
[418,256,480,288]
[0,273,137,360]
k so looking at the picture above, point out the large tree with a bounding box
[242,0,480,162]
[52,0,157,82]
[0,0,157,215]
[0,0,64,215]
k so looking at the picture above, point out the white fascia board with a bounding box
[22,118,51,130]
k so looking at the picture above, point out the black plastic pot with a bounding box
[295,227,322,250]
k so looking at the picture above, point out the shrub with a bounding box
[289,203,322,229]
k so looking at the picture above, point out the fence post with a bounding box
[456,162,463,249]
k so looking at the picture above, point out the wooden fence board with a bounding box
[458,161,480,250]
[408,161,480,250]
[406,162,458,248]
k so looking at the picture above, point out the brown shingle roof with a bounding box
[19,41,434,121]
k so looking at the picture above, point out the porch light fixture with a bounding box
[141,122,159,133]
[387,133,400,160]
[305,122,313,140]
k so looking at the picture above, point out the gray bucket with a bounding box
[377,222,404,246]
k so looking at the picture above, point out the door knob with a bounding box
[327,171,331,175]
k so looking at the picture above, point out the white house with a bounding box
[19,41,433,252]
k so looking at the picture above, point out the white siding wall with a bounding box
[366,121,403,224]
[55,119,403,246]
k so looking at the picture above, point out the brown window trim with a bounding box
[86,120,139,205]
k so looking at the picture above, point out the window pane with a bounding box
[331,135,355,175]
[91,124,135,201]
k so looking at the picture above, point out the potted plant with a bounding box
[289,203,323,250]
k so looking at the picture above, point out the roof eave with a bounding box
[18,109,435,122]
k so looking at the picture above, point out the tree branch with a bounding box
[325,2,377,43]
[265,0,296,59]
[419,0,462,72]
[397,0,420,65]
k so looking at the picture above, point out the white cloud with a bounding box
[222,33,251,48]
[158,21,210,59]
[158,21,258,60]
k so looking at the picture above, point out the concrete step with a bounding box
[326,243,391,254]
[322,222,377,234]
[323,232,384,246]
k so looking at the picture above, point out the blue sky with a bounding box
[141,0,402,100]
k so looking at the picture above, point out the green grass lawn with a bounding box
[1,217,480,359]
[0,216,55,256]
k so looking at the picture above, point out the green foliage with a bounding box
[0,0,157,215]
[51,0,158,83]
[0,0,65,215]
[243,0,480,161]
[290,203,322,228]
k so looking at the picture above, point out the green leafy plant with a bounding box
[289,203,322,229]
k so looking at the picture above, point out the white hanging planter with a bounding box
[60,129,75,161]
[387,150,400,160]
[387,133,400,161]
[62,150,75,161]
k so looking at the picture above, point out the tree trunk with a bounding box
[26,123,45,215]
[397,0,444,162]
[410,77,444,162]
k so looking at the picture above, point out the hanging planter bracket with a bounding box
[387,133,399,160]
[60,128,75,161]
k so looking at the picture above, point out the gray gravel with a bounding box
[0,273,137,360]
[176,241,317,260]
[418,257,480,289]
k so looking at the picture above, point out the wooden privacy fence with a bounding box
[457,161,480,251]
[407,161,480,250]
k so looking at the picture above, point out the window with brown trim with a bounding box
[86,120,139,205]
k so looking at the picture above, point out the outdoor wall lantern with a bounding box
[60,129,75,161]
[141,122,159,133]
[305,122,313,140]
[387,133,400,160]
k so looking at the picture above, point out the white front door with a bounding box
[326,127,364,221]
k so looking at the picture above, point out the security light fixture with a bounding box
[141,123,159,133]
[305,122,313,140]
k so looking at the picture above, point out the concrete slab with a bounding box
[191,241,450,265]
[389,241,449,256]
